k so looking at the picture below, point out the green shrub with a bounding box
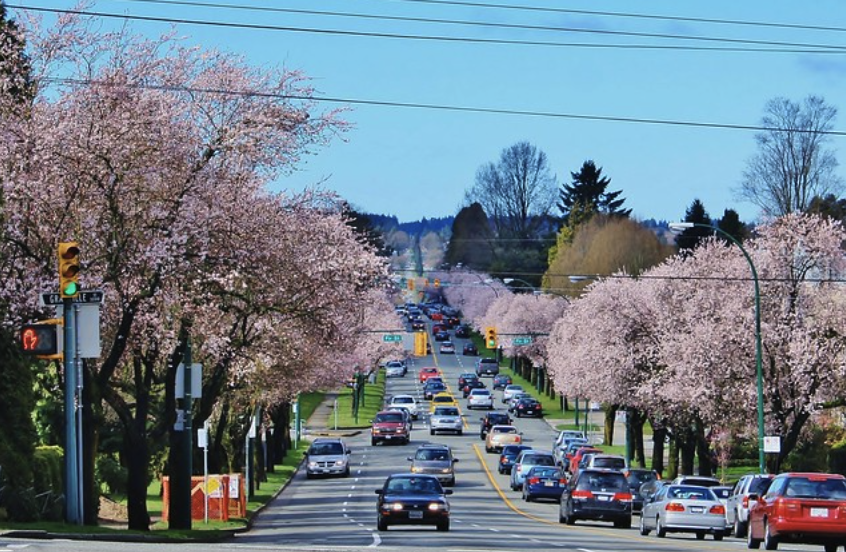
[829,439,846,476]
[96,453,128,495]
[32,446,63,494]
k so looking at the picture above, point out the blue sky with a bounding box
[15,0,846,224]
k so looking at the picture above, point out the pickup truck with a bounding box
[476,358,500,377]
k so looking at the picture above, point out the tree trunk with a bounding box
[651,425,666,476]
[695,421,713,477]
[604,406,616,446]
[667,433,679,479]
[633,410,646,468]
[680,429,696,475]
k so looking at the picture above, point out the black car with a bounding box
[624,468,659,514]
[480,411,512,439]
[498,444,532,474]
[454,325,471,338]
[411,319,425,331]
[423,380,447,400]
[514,397,543,418]
[492,373,513,390]
[559,468,632,528]
[462,342,478,356]
[434,331,450,342]
[457,373,478,389]
[461,379,486,398]
[375,473,452,531]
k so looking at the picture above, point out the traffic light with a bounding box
[485,326,498,349]
[20,319,63,358]
[407,279,415,291]
[58,241,80,298]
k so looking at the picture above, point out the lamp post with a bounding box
[669,222,766,474]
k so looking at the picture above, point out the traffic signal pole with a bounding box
[63,297,81,524]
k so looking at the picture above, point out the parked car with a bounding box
[375,474,452,532]
[485,425,523,453]
[462,342,478,356]
[492,373,513,390]
[439,341,456,354]
[461,379,486,398]
[522,466,567,502]
[502,384,525,403]
[371,410,411,446]
[476,357,500,377]
[304,438,351,478]
[418,367,440,383]
[498,444,532,475]
[725,473,774,537]
[510,450,556,491]
[747,472,846,552]
[624,468,660,514]
[408,444,458,486]
[429,392,459,413]
[386,394,420,420]
[467,388,494,409]
[640,484,726,540]
[514,397,543,418]
[385,360,407,377]
[559,468,633,528]
[479,411,512,440]
[429,406,463,436]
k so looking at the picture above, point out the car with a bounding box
[461,379,486,398]
[724,473,774,537]
[585,454,627,471]
[304,438,352,478]
[514,397,543,418]
[747,472,846,552]
[560,468,633,528]
[462,342,478,356]
[523,465,567,502]
[385,360,407,378]
[554,429,587,449]
[411,318,426,330]
[639,484,726,540]
[510,450,556,490]
[457,372,478,388]
[476,357,500,377]
[419,367,440,383]
[428,311,444,321]
[370,410,411,446]
[431,323,447,335]
[434,331,450,342]
[375,474,452,532]
[711,485,731,506]
[569,446,603,475]
[554,438,588,467]
[429,392,459,413]
[454,325,471,338]
[423,380,447,400]
[507,392,533,412]
[502,384,525,403]
[561,442,594,469]
[386,394,420,420]
[479,411,512,439]
[492,373,513,390]
[408,444,459,486]
[498,444,532,475]
[439,341,456,354]
[624,468,660,515]
[430,406,463,435]
[485,425,523,453]
[445,316,461,328]
[467,388,494,409]
[670,475,722,488]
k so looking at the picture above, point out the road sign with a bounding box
[383,334,403,343]
[513,336,533,346]
[40,289,104,306]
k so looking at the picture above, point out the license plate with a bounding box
[811,508,829,518]
[409,510,423,519]
[690,506,704,513]
[544,481,555,487]
[597,495,610,501]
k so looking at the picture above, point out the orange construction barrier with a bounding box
[161,474,246,522]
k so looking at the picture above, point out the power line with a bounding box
[113,0,846,52]
[46,77,846,137]
[9,4,846,54]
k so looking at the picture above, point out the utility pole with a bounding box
[170,335,193,529]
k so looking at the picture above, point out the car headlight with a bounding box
[334,460,345,467]
[428,502,448,511]
[390,503,404,511]
[441,468,451,474]
[411,466,422,473]
[308,461,318,468]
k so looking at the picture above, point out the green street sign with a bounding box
[383,334,403,343]
[513,336,533,346]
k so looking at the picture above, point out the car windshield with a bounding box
[784,477,846,499]
[669,486,717,501]
[578,473,627,492]
[310,442,343,455]
[593,457,626,470]
[375,413,404,423]
[434,407,459,416]
[416,448,451,461]
[386,477,442,494]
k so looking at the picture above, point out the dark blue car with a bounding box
[522,466,566,502]
[498,444,532,475]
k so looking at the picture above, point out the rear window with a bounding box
[526,454,555,467]
[627,471,657,486]
[669,486,717,501]
[578,472,627,492]
[434,407,459,416]
[492,426,518,434]
[593,457,626,470]
[784,477,846,499]
[393,397,413,404]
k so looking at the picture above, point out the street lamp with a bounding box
[669,222,766,474]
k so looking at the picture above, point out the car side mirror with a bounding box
[453,458,459,463]
[375,489,384,495]
[407,457,413,462]
[444,489,454,495]
[303,451,309,457]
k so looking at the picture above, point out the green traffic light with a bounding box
[63,281,78,296]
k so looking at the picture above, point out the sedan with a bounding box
[485,425,522,453]
[502,384,525,403]
[385,360,407,378]
[423,381,447,400]
[498,444,532,475]
[461,379,486,398]
[747,472,846,552]
[375,474,452,532]
[434,331,450,342]
[430,406,463,436]
[492,373,513,390]
[462,342,478,356]
[640,484,726,540]
[439,341,456,354]
[514,397,543,418]
[429,392,459,413]
[523,466,567,502]
[467,388,494,410]
[419,367,440,383]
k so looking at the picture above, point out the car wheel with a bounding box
[763,520,778,550]
[558,506,566,524]
[523,490,531,502]
[458,430,463,436]
[734,516,748,538]
[824,545,838,552]
[437,519,450,532]
[696,532,705,540]
[565,503,576,526]
[371,438,377,446]
[377,516,389,531]
[344,466,351,477]
[714,532,724,541]
[639,513,650,536]
[656,516,666,538]
[306,472,314,480]
[747,522,762,549]
[430,429,435,435]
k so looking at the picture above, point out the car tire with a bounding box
[639,514,650,536]
[734,516,748,538]
[656,516,667,538]
[824,545,838,552]
[306,472,314,480]
[344,466,351,477]
[748,523,762,549]
[763,520,778,550]
[430,429,435,435]
[377,516,388,532]
[371,438,377,446]
[437,520,450,532]
[558,508,566,524]
[714,532,724,541]
[696,532,705,540]
[458,430,463,436]
[523,490,531,502]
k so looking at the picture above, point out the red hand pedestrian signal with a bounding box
[22,327,39,351]
[19,322,61,357]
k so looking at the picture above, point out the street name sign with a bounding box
[513,336,533,346]
[40,289,105,306]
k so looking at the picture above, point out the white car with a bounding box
[387,394,420,419]
[502,384,524,403]
[553,429,587,449]
[385,360,407,377]
[467,388,493,410]
[430,406,463,435]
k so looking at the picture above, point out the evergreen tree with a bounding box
[676,199,713,251]
[808,194,846,224]
[445,202,493,271]
[717,208,748,244]
[559,160,631,224]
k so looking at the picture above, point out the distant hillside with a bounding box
[367,214,454,235]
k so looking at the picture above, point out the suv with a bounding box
[559,468,632,528]
[386,394,420,420]
[476,357,500,377]
[430,406,463,436]
[586,454,627,471]
[725,473,774,537]
[510,450,556,490]
[371,410,411,446]
[408,444,458,486]
[479,411,512,439]
[304,438,351,478]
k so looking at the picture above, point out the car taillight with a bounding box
[742,496,749,508]
[572,490,594,499]
[528,477,540,485]
[709,504,726,515]
[559,478,568,484]
[501,457,508,464]
[613,492,633,502]
[665,502,685,512]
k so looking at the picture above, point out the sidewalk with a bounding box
[302,392,362,439]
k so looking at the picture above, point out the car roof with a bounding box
[417,443,451,451]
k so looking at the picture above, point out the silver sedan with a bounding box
[639,484,727,541]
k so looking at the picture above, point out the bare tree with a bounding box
[466,141,557,238]
[739,96,843,217]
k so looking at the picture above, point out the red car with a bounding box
[418,367,440,383]
[747,472,846,552]
[370,410,411,446]
[569,446,602,475]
